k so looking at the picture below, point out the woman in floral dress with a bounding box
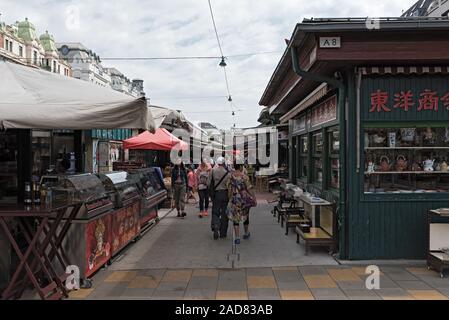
[227,163,257,245]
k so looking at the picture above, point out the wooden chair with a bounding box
[283,207,307,235]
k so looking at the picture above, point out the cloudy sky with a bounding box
[1,0,415,129]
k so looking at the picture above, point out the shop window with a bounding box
[0,131,18,204]
[31,130,52,180]
[312,132,323,184]
[299,135,308,179]
[328,129,340,189]
[364,126,449,194]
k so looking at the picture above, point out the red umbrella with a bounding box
[123,128,188,151]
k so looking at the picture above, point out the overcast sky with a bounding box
[0,0,415,129]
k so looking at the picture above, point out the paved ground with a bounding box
[65,193,449,300]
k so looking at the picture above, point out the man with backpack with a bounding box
[208,157,230,240]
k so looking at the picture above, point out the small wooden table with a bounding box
[0,202,82,300]
[296,227,334,255]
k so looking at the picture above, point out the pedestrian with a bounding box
[209,156,230,240]
[227,163,257,245]
[195,159,211,218]
[187,166,196,203]
[171,160,188,218]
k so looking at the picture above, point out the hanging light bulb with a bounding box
[228,95,232,102]
[219,56,227,67]
[232,111,235,116]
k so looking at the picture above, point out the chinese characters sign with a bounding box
[370,89,447,113]
[311,95,337,127]
[363,76,449,121]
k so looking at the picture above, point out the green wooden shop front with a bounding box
[290,70,449,260]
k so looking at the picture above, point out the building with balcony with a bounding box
[402,0,449,17]
[105,67,145,98]
[57,43,111,87]
[0,17,71,77]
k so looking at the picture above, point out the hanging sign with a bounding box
[311,95,337,127]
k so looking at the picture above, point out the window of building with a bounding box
[312,132,323,184]
[53,61,57,73]
[328,128,340,190]
[19,46,23,57]
[299,135,309,180]
[364,126,449,194]
[33,51,38,65]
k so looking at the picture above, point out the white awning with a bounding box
[0,60,155,131]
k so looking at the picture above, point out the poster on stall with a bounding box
[111,202,141,255]
[85,214,112,277]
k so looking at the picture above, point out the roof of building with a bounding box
[39,31,57,52]
[259,17,449,106]
[17,18,37,42]
[401,0,435,17]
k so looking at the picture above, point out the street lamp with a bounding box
[219,56,227,67]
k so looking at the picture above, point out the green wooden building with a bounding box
[259,17,449,260]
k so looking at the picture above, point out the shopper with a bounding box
[171,160,188,218]
[227,163,257,245]
[187,166,196,203]
[195,159,211,218]
[209,156,230,239]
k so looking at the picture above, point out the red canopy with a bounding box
[123,128,189,151]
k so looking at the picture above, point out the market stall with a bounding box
[0,60,155,298]
[259,18,449,260]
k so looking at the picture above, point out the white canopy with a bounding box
[148,105,186,129]
[0,60,155,132]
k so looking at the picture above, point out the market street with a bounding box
[63,194,449,300]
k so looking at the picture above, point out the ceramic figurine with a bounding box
[388,132,396,148]
[441,161,449,172]
[400,128,416,143]
[435,162,441,172]
[395,155,408,171]
[423,158,435,172]
[423,127,435,145]
[367,161,375,173]
[373,134,386,145]
[380,156,391,172]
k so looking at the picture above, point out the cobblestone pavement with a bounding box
[66,193,449,300]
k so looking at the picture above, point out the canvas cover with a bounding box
[0,61,155,131]
[123,128,188,151]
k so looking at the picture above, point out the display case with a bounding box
[364,127,449,194]
[49,174,113,218]
[312,132,323,184]
[128,168,167,226]
[98,171,140,209]
[328,129,340,189]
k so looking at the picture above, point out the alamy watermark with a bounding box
[365,265,380,290]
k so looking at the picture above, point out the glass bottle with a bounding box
[24,182,32,205]
[33,182,41,206]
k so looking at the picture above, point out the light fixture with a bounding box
[219,56,227,67]
[228,96,232,102]
[232,111,235,116]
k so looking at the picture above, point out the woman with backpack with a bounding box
[195,159,211,218]
[227,163,257,245]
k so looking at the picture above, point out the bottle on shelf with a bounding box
[24,182,32,205]
[33,182,41,206]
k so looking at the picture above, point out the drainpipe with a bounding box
[291,46,347,259]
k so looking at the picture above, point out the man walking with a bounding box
[209,156,230,240]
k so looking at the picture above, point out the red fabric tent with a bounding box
[123,128,189,151]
